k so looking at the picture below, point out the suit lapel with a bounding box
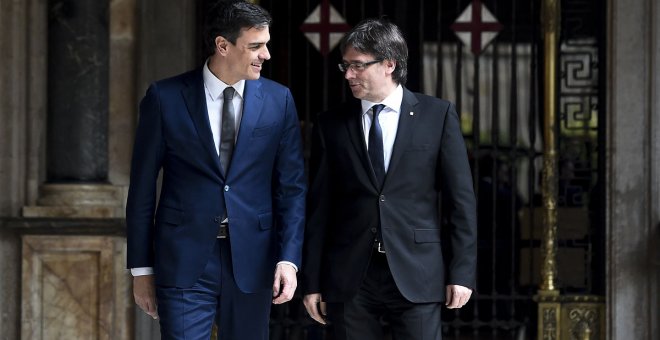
[383,88,419,188]
[232,79,264,175]
[181,69,223,178]
[344,100,381,189]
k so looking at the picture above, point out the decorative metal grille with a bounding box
[197,0,606,338]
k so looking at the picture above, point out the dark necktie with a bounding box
[368,104,386,187]
[220,87,236,175]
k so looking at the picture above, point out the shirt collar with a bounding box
[361,84,403,115]
[203,59,246,101]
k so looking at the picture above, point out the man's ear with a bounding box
[384,59,397,75]
[215,36,230,56]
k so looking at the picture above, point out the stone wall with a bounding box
[606,0,660,338]
[0,0,196,338]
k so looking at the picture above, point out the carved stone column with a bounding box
[607,0,660,338]
[46,0,109,182]
[22,0,123,218]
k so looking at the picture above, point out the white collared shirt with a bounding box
[202,60,245,155]
[361,85,403,172]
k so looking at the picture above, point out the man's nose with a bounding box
[344,68,356,79]
[260,46,271,60]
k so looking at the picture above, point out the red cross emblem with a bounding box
[451,0,503,55]
[300,0,351,56]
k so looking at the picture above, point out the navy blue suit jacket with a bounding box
[126,68,306,292]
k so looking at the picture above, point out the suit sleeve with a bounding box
[301,115,329,294]
[126,84,165,269]
[438,103,478,290]
[272,89,307,268]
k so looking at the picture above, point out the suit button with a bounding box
[224,185,230,192]
[371,227,377,233]
[379,195,386,202]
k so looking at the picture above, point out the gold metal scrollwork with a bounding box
[542,307,558,340]
[564,304,603,340]
[569,308,595,339]
[537,0,562,338]
[540,154,558,291]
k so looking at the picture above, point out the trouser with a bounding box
[326,250,442,340]
[156,238,272,340]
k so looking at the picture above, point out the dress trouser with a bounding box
[326,250,443,340]
[156,238,272,340]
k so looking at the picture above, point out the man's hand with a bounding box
[272,263,297,304]
[133,275,158,319]
[303,293,327,325]
[445,284,472,309]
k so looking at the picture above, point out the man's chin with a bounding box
[350,89,364,99]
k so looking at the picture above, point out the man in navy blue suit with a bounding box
[126,1,306,339]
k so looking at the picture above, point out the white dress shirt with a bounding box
[361,84,403,171]
[203,62,245,154]
[131,61,296,276]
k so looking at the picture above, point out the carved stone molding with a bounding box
[22,184,125,218]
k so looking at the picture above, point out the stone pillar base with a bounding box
[22,184,125,218]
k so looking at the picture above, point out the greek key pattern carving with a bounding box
[560,38,598,131]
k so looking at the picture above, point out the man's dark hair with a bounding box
[340,18,409,85]
[203,0,272,57]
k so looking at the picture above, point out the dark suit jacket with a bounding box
[126,68,306,292]
[302,88,476,303]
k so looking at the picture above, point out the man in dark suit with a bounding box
[126,1,306,339]
[302,18,476,340]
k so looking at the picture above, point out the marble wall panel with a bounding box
[21,235,130,340]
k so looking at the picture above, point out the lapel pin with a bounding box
[409,111,414,116]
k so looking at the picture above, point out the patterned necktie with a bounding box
[219,87,236,175]
[368,104,386,187]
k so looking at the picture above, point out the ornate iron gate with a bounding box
[198,0,606,338]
